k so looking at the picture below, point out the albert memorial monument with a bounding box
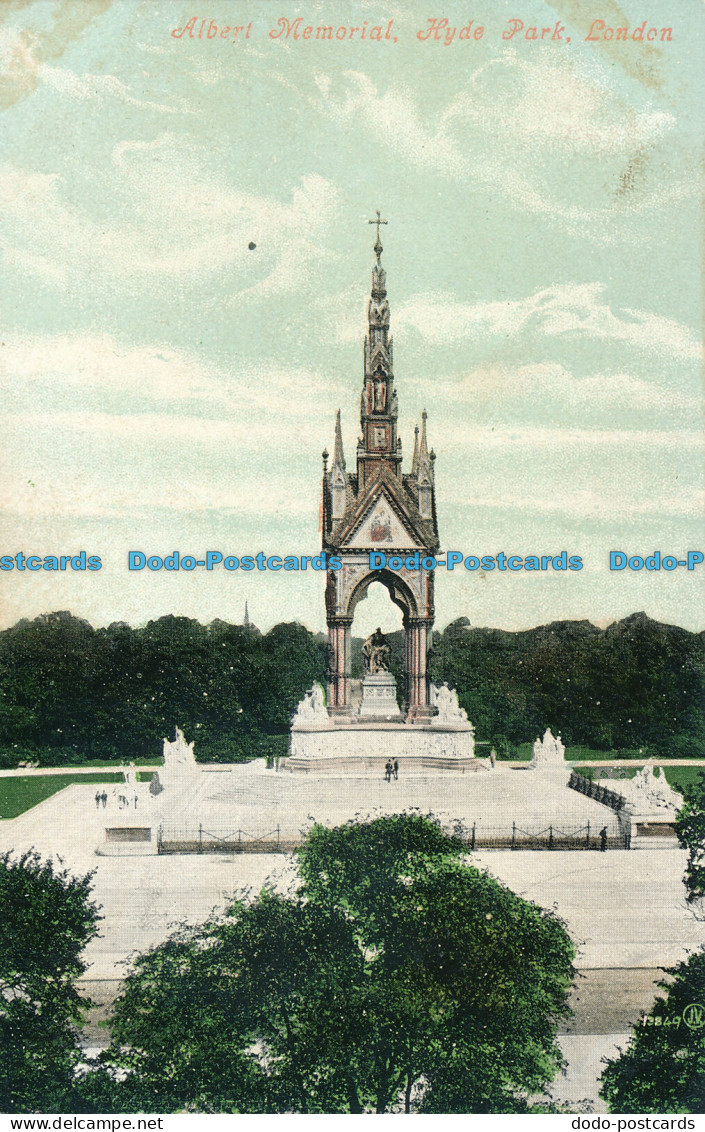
[288,216,478,773]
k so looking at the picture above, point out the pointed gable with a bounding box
[335,472,428,550]
[347,495,422,548]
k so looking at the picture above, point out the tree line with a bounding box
[0,608,702,766]
[0,612,326,765]
[429,611,704,757]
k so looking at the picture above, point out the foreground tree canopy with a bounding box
[600,950,705,1114]
[84,815,575,1113]
[675,771,705,903]
[0,851,100,1113]
[0,609,702,766]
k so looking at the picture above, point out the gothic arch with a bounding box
[344,568,419,624]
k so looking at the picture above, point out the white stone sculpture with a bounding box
[529,728,566,768]
[152,725,200,799]
[291,683,329,727]
[430,682,469,725]
[163,725,196,767]
[630,765,682,813]
[596,765,682,818]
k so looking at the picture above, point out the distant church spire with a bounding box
[243,602,250,629]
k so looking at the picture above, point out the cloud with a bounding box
[0,334,346,416]
[0,146,339,295]
[393,282,701,361]
[426,364,698,417]
[314,57,690,234]
[0,1,113,109]
[0,336,227,402]
[37,62,190,114]
[436,422,701,450]
[4,410,320,447]
[0,465,314,520]
[0,24,189,113]
[317,70,466,177]
[444,53,675,155]
[441,485,704,522]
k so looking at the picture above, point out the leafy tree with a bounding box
[675,772,705,902]
[429,613,704,752]
[0,610,701,763]
[600,950,705,1113]
[0,613,326,764]
[93,815,574,1113]
[0,851,101,1113]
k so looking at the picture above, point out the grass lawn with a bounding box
[513,744,667,762]
[0,773,124,819]
[663,766,704,793]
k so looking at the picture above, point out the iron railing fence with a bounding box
[568,770,628,811]
[157,819,629,854]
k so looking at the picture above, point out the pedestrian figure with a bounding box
[393,759,399,780]
[101,791,107,809]
[599,826,608,852]
[384,760,392,782]
[95,791,101,809]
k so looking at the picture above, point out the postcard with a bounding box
[0,0,703,1120]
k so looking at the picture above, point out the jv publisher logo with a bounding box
[682,1003,705,1030]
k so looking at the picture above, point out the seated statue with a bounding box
[430,682,469,724]
[362,627,392,674]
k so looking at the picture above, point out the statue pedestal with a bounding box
[358,672,403,721]
[287,681,481,775]
[286,718,480,775]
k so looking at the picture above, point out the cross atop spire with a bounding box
[368,209,387,262]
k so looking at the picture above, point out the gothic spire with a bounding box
[357,211,401,487]
[366,211,390,364]
[411,424,420,476]
[418,410,430,468]
[368,209,387,265]
[333,409,345,470]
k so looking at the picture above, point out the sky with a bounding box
[0,0,703,637]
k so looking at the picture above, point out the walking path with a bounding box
[0,765,162,777]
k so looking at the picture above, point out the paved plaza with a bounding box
[165,758,627,839]
[1,762,703,1111]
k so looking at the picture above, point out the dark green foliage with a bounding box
[0,612,326,763]
[430,612,704,752]
[675,772,705,901]
[1,608,700,764]
[92,815,574,1113]
[0,851,101,1113]
[600,951,705,1113]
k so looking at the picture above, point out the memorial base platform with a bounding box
[287,719,482,775]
